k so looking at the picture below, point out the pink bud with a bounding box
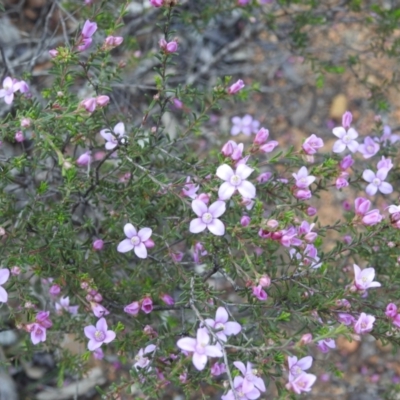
[196,193,210,204]
[221,141,234,157]
[49,49,58,58]
[266,219,278,229]
[295,189,312,200]
[124,301,140,316]
[343,235,352,245]
[143,325,157,337]
[166,41,178,53]
[94,293,103,303]
[21,118,31,128]
[259,274,271,287]
[252,285,268,301]
[361,210,382,226]
[11,266,21,276]
[253,127,269,145]
[96,95,110,107]
[339,155,354,170]
[92,239,104,251]
[76,152,91,166]
[161,293,175,305]
[342,111,353,129]
[171,252,183,263]
[240,215,251,227]
[150,0,164,6]
[104,36,124,48]
[228,79,245,94]
[80,98,97,113]
[385,303,398,318]
[260,140,279,153]
[300,333,313,345]
[257,172,272,183]
[49,284,61,296]
[173,98,183,109]
[144,239,155,248]
[15,131,24,142]
[80,281,89,290]
[141,297,153,314]
[306,206,317,216]
[81,20,97,38]
[93,348,104,359]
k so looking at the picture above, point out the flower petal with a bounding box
[177,337,196,352]
[192,199,208,217]
[114,122,125,136]
[88,339,102,351]
[96,317,107,332]
[362,170,375,183]
[124,223,137,238]
[218,182,236,200]
[207,219,225,236]
[224,321,241,336]
[332,127,346,138]
[0,269,10,285]
[332,140,346,153]
[215,307,228,323]
[0,286,8,303]
[208,201,226,218]
[236,164,254,180]
[138,227,152,241]
[233,361,246,375]
[117,239,134,253]
[366,183,378,196]
[192,352,208,371]
[347,128,358,139]
[204,345,223,358]
[379,182,393,194]
[134,243,148,259]
[238,181,256,199]
[104,330,116,343]
[84,325,96,340]
[347,140,359,153]
[216,164,234,181]
[190,218,207,233]
[376,168,389,180]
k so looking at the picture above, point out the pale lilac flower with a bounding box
[49,49,58,58]
[28,323,47,345]
[84,317,116,351]
[363,168,392,196]
[336,172,349,189]
[124,301,140,316]
[377,156,393,171]
[100,122,126,150]
[298,221,317,243]
[231,115,260,136]
[55,296,79,315]
[211,362,226,376]
[189,200,226,236]
[217,164,255,200]
[293,166,315,189]
[380,125,400,144]
[259,140,279,153]
[0,269,10,302]
[204,307,241,342]
[0,77,21,104]
[221,376,261,400]
[337,313,355,325]
[176,328,222,371]
[286,372,317,394]
[78,38,93,52]
[82,20,97,38]
[228,79,245,94]
[117,223,152,258]
[181,176,199,199]
[317,338,335,353]
[288,356,313,380]
[303,244,321,269]
[36,311,53,329]
[353,313,375,334]
[252,285,267,301]
[358,136,380,159]
[332,126,359,153]
[280,226,302,247]
[353,264,380,291]
[233,361,266,394]
[342,111,353,129]
[302,134,324,155]
[134,344,156,370]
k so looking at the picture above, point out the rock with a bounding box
[329,93,348,120]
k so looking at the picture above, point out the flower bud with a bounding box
[92,239,104,251]
[299,333,313,345]
[21,118,31,127]
[49,49,58,58]
[240,215,251,227]
[306,206,317,216]
[96,95,110,107]
[253,128,269,145]
[221,141,234,157]
[49,284,61,296]
[141,297,153,314]
[259,275,271,288]
[342,111,353,129]
[11,266,21,276]
[15,131,24,142]
[228,79,245,94]
[161,293,175,305]
[124,301,140,316]
[76,152,91,166]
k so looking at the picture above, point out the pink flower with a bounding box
[317,338,336,353]
[221,376,262,400]
[0,269,10,302]
[0,77,21,104]
[342,111,353,129]
[286,372,317,394]
[49,49,58,58]
[252,285,267,301]
[227,79,245,94]
[159,38,178,53]
[134,344,156,370]
[332,126,359,153]
[36,311,53,329]
[298,221,317,243]
[117,223,153,258]
[361,209,382,226]
[307,207,317,216]
[124,301,140,316]
[233,361,266,395]
[150,0,164,6]
[363,168,392,196]
[217,164,256,200]
[358,136,380,159]
[288,356,313,380]
[104,36,123,49]
[353,312,375,334]
[55,297,79,315]
[204,307,241,342]
[96,95,110,107]
[49,284,61,296]
[93,348,104,359]
[100,122,126,150]
[15,131,24,142]
[176,328,223,370]
[28,323,47,345]
[141,297,153,314]
[90,301,110,318]
[302,134,324,155]
[259,140,279,153]
[189,200,226,236]
[295,189,312,200]
[82,20,97,38]
[181,176,199,199]
[293,166,315,189]
[230,115,260,136]
[161,293,174,305]
[193,242,207,263]
[339,154,354,170]
[377,156,393,171]
[385,303,397,318]
[337,313,355,325]
[380,125,400,144]
[353,264,381,292]
[84,318,116,351]
[241,215,251,227]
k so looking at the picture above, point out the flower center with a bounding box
[291,366,302,376]
[195,342,207,354]
[230,174,242,186]
[35,327,43,336]
[372,178,381,186]
[131,236,141,246]
[361,322,366,329]
[94,330,105,342]
[343,135,350,143]
[367,145,374,153]
[202,212,213,224]
[215,322,224,331]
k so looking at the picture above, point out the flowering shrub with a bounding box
[2,0,400,398]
